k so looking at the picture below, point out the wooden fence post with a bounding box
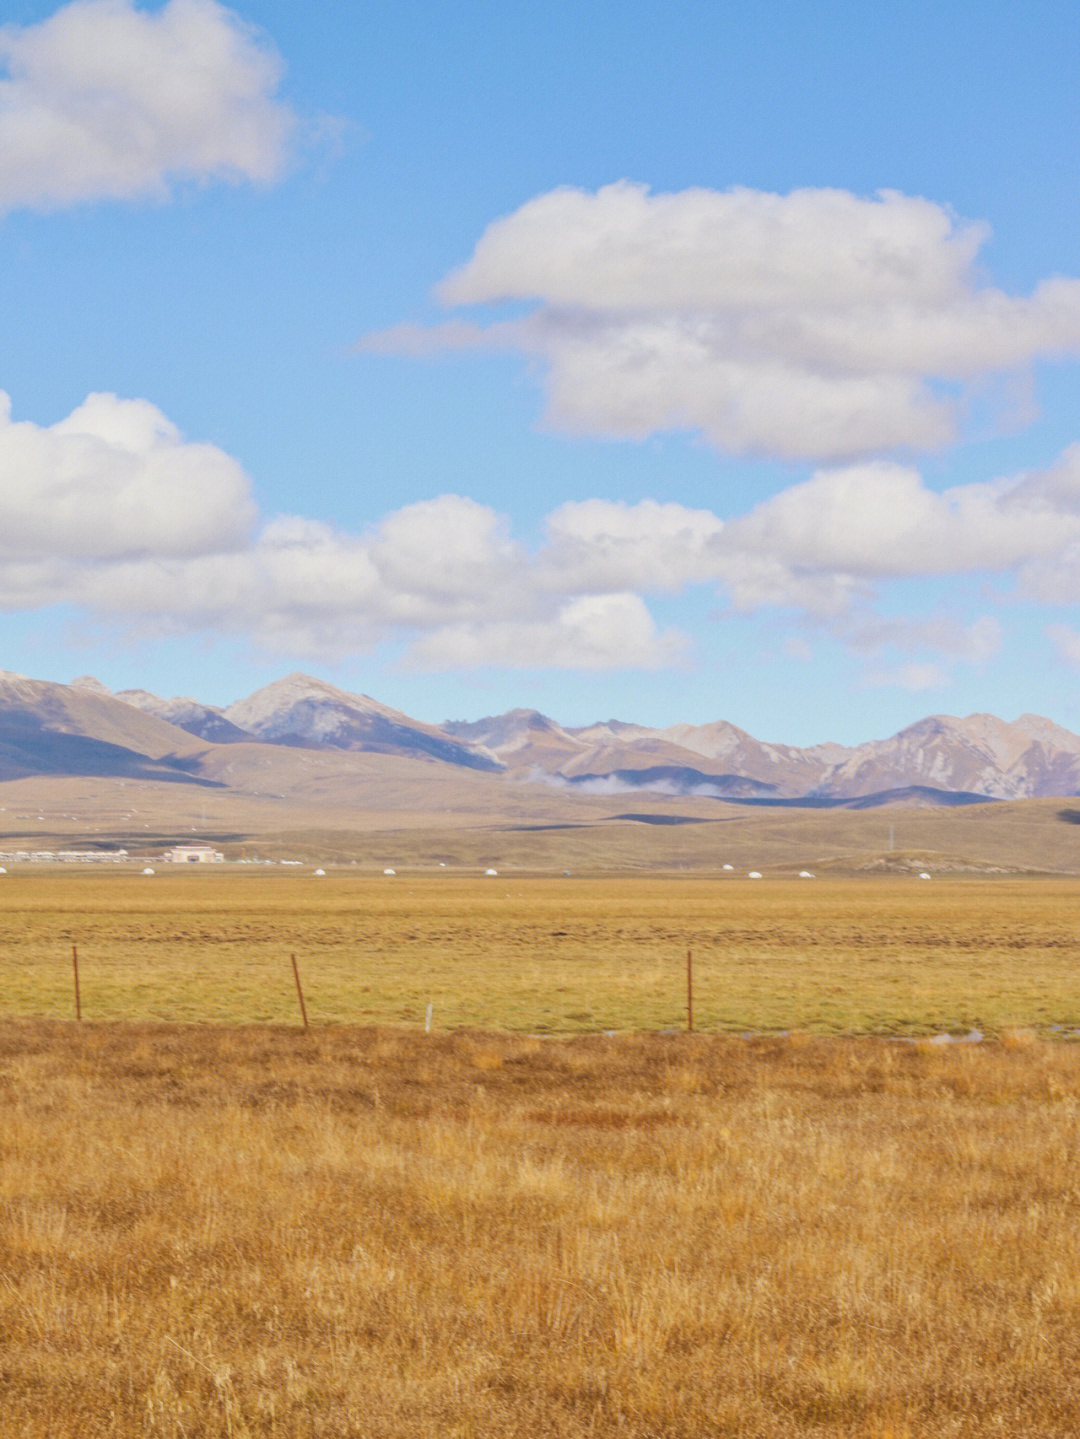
[687,948,693,1034]
[72,944,82,1022]
[291,953,309,1029]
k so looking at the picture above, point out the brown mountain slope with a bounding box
[453,706,1080,801]
[815,714,1080,799]
[115,689,255,744]
[225,674,501,771]
[8,670,1080,811]
[0,671,215,786]
[447,711,790,796]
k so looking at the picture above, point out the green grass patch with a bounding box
[1,871,1079,1035]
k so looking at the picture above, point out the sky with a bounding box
[3,0,1080,744]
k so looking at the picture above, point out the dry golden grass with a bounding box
[2,871,1080,1034]
[3,1021,1080,1436]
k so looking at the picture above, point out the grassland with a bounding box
[3,1021,1080,1436]
[2,871,1080,1035]
[7,770,1080,876]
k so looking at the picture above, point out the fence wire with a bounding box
[2,871,1079,1036]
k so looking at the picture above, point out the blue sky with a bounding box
[3,0,1080,743]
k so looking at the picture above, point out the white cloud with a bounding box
[437,183,985,311]
[8,388,1080,676]
[368,496,521,606]
[859,663,952,692]
[539,498,724,592]
[0,395,686,670]
[82,555,689,672]
[528,313,956,458]
[366,182,1080,462]
[708,549,866,617]
[1046,624,1080,669]
[0,390,257,561]
[0,0,296,212]
[55,502,520,655]
[839,612,1002,664]
[715,452,1080,611]
[402,594,689,672]
[1015,546,1080,604]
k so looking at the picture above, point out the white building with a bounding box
[164,844,225,864]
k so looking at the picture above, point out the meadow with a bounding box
[3,1021,1080,1437]
[5,875,1080,1435]
[2,870,1080,1035]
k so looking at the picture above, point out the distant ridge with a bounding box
[223,673,503,771]
[116,690,255,745]
[445,705,1080,801]
[3,669,1080,804]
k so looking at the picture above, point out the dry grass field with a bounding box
[2,871,1080,1035]
[3,1021,1080,1437]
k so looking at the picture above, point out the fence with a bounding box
[5,944,712,1030]
[3,871,1080,1036]
[3,916,1080,1037]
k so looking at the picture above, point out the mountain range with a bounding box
[3,668,1080,807]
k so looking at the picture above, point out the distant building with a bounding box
[164,844,225,864]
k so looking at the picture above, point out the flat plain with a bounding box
[2,870,1080,1034]
[4,874,1080,1436]
[3,1021,1080,1437]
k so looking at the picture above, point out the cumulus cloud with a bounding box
[363,182,1080,462]
[9,389,1080,675]
[368,496,521,606]
[36,501,523,657]
[539,498,724,592]
[0,0,296,212]
[79,548,689,670]
[0,393,686,669]
[0,390,257,561]
[715,452,1080,611]
[437,183,984,310]
[402,594,688,672]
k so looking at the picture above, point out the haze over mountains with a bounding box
[3,669,1080,807]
